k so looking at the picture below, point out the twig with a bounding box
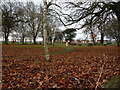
[74,77,80,83]
[95,54,107,90]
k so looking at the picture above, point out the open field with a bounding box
[1,45,120,88]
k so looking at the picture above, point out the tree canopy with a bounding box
[60,1,120,28]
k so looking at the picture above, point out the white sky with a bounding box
[1,0,114,41]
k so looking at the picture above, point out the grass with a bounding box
[103,75,120,88]
[1,41,118,47]
[51,46,74,55]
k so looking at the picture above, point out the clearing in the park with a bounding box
[2,45,120,88]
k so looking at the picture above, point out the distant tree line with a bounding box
[0,1,64,45]
[1,0,120,46]
[59,1,120,46]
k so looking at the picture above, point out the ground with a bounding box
[1,45,120,88]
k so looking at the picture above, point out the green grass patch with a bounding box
[103,75,120,88]
[50,46,74,55]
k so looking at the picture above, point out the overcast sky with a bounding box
[1,0,116,41]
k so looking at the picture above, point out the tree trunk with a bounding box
[4,32,9,45]
[111,1,120,22]
[90,23,96,45]
[4,35,8,45]
[48,37,52,45]
[100,32,104,44]
[43,0,50,62]
[117,40,120,47]
[91,31,96,45]
[22,35,25,45]
[117,20,120,47]
[92,37,96,45]
[33,36,36,45]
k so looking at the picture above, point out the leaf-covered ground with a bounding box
[2,45,120,89]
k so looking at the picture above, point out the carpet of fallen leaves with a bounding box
[2,45,120,89]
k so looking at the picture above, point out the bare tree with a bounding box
[61,1,120,26]
[1,1,17,44]
[54,29,64,43]
[57,1,120,46]
[43,0,50,61]
[26,2,43,44]
[105,18,120,47]
[13,2,29,44]
[1,1,28,44]
[47,15,62,45]
[42,0,62,61]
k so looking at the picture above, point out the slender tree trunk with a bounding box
[100,32,104,44]
[90,23,96,45]
[22,35,25,45]
[4,32,9,45]
[4,35,8,45]
[43,0,50,61]
[91,31,96,45]
[33,36,36,45]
